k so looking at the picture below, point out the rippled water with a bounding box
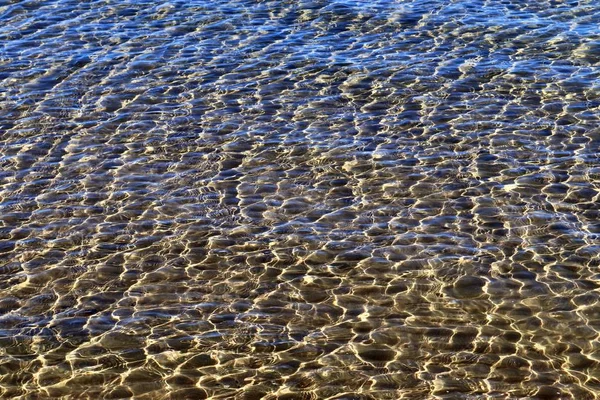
[2,0,600,398]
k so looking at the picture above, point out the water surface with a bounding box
[1,0,600,399]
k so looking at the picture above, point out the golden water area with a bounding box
[1,0,600,398]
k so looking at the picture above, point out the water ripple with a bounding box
[1,0,600,398]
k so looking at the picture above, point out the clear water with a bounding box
[1,0,600,399]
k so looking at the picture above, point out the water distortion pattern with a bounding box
[1,0,600,399]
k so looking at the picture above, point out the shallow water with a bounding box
[1,0,600,399]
